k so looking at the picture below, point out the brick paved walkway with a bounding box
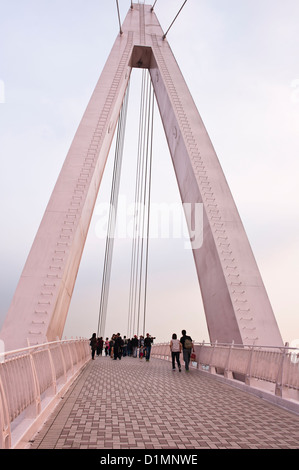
[29,356,299,449]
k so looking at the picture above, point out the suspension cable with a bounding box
[136,72,154,337]
[135,71,150,336]
[142,85,154,337]
[127,70,154,338]
[97,82,130,338]
[116,0,123,35]
[163,0,188,40]
[127,71,147,338]
[127,71,146,338]
[151,0,158,11]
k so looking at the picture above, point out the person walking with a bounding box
[104,337,110,356]
[96,337,104,356]
[122,336,128,357]
[114,333,123,360]
[139,335,145,359]
[180,329,194,372]
[131,335,138,358]
[127,338,132,356]
[89,333,97,360]
[170,333,182,371]
[109,335,115,359]
[144,333,155,362]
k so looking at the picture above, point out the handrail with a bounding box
[153,340,297,351]
[0,337,88,361]
[151,341,299,403]
[0,338,91,449]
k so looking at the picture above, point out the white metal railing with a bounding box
[0,338,91,449]
[151,341,299,401]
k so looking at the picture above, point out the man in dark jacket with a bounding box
[180,330,194,371]
[144,333,155,362]
[114,333,123,360]
[131,335,138,358]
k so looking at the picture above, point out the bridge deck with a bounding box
[29,356,299,450]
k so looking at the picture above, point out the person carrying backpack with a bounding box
[180,329,194,372]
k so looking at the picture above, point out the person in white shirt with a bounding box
[169,333,182,371]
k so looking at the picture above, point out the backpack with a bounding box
[184,338,193,349]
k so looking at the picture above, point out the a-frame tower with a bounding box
[0,4,283,351]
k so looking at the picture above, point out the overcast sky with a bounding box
[0,0,299,346]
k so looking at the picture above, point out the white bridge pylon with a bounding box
[0,4,283,351]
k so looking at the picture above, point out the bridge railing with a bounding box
[0,338,91,449]
[151,341,299,402]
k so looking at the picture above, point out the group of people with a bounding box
[89,333,156,361]
[89,329,195,372]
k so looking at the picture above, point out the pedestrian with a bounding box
[97,336,103,356]
[127,338,132,356]
[114,333,123,360]
[131,335,138,357]
[122,336,128,357]
[170,333,182,371]
[139,335,145,359]
[105,337,110,356]
[144,333,155,362]
[109,335,115,358]
[180,329,194,372]
[89,333,97,360]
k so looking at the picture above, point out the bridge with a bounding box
[1,338,298,450]
[1,1,298,453]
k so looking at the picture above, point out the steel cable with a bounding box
[97,82,130,338]
[127,70,154,338]
[116,0,123,35]
[163,0,188,40]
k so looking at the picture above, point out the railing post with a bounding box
[47,344,57,395]
[245,345,255,386]
[209,340,217,374]
[224,341,234,379]
[0,373,11,449]
[58,341,67,383]
[81,339,89,364]
[73,340,80,368]
[66,341,74,376]
[275,344,288,397]
[28,350,41,417]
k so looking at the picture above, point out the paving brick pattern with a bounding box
[29,356,299,449]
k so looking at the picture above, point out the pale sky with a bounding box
[0,0,299,346]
